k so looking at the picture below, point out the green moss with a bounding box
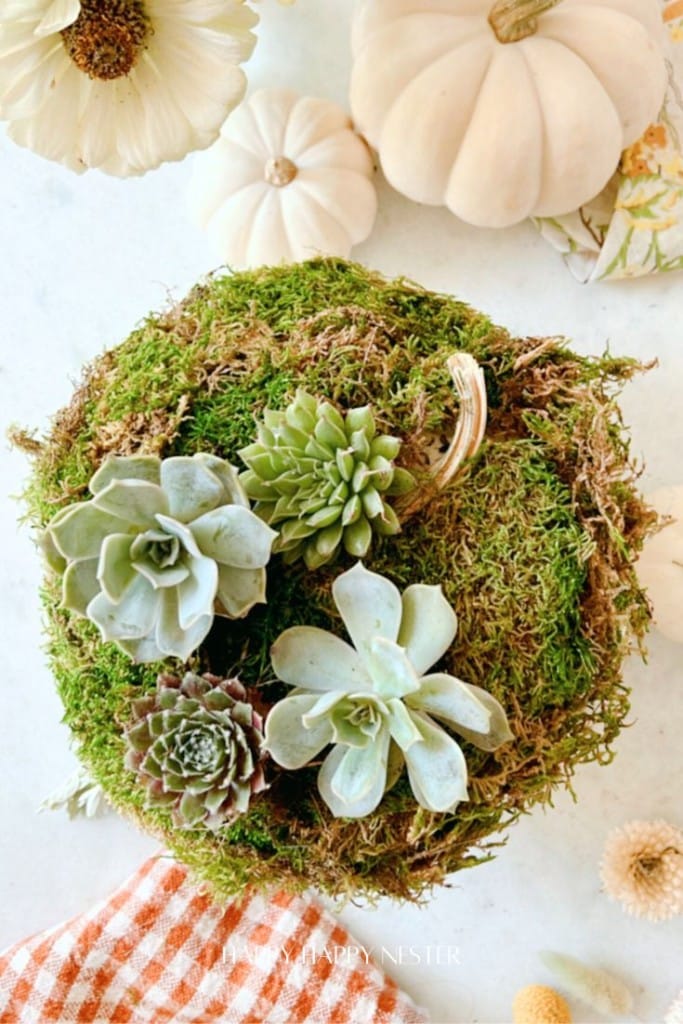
[25,259,653,902]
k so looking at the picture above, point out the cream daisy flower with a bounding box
[0,0,258,175]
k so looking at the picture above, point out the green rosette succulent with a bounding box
[124,672,267,830]
[265,562,513,818]
[43,453,276,663]
[238,389,414,569]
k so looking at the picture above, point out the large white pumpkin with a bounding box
[189,88,377,268]
[350,0,668,228]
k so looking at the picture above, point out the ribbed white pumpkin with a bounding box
[188,89,377,268]
[350,0,668,228]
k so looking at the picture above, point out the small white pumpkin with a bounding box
[637,487,683,644]
[350,0,668,228]
[188,88,377,268]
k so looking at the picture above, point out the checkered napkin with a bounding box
[0,855,428,1023]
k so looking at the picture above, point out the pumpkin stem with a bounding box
[488,0,562,43]
[397,353,487,519]
[264,156,298,187]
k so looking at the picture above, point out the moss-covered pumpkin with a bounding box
[23,258,653,902]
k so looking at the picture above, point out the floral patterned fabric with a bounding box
[536,0,683,281]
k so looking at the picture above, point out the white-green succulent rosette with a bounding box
[43,453,276,663]
[265,562,513,818]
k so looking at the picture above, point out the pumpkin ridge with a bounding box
[535,5,669,144]
[382,38,495,204]
[449,43,544,225]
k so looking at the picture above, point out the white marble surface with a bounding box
[1,3,682,1022]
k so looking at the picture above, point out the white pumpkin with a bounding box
[350,0,668,228]
[637,487,683,644]
[188,89,377,268]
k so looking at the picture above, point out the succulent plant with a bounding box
[124,672,267,830]
[43,454,276,663]
[265,562,513,818]
[238,390,414,568]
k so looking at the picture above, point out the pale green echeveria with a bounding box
[265,563,513,818]
[44,454,276,663]
[238,390,414,569]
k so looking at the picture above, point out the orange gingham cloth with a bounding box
[0,855,428,1024]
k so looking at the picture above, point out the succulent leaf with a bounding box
[238,390,414,567]
[42,454,275,663]
[398,584,458,676]
[265,563,513,818]
[123,672,267,830]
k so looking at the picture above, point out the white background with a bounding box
[1,2,682,1022]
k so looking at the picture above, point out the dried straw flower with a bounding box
[0,0,257,175]
[600,819,683,921]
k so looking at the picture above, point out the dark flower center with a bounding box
[61,0,150,81]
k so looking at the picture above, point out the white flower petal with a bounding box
[406,673,491,735]
[317,728,390,818]
[76,81,125,169]
[265,693,334,770]
[190,505,276,569]
[403,710,469,813]
[146,23,248,135]
[0,41,69,120]
[397,584,458,676]
[271,626,371,693]
[7,62,87,173]
[35,0,80,37]
[365,637,420,699]
[331,562,402,666]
